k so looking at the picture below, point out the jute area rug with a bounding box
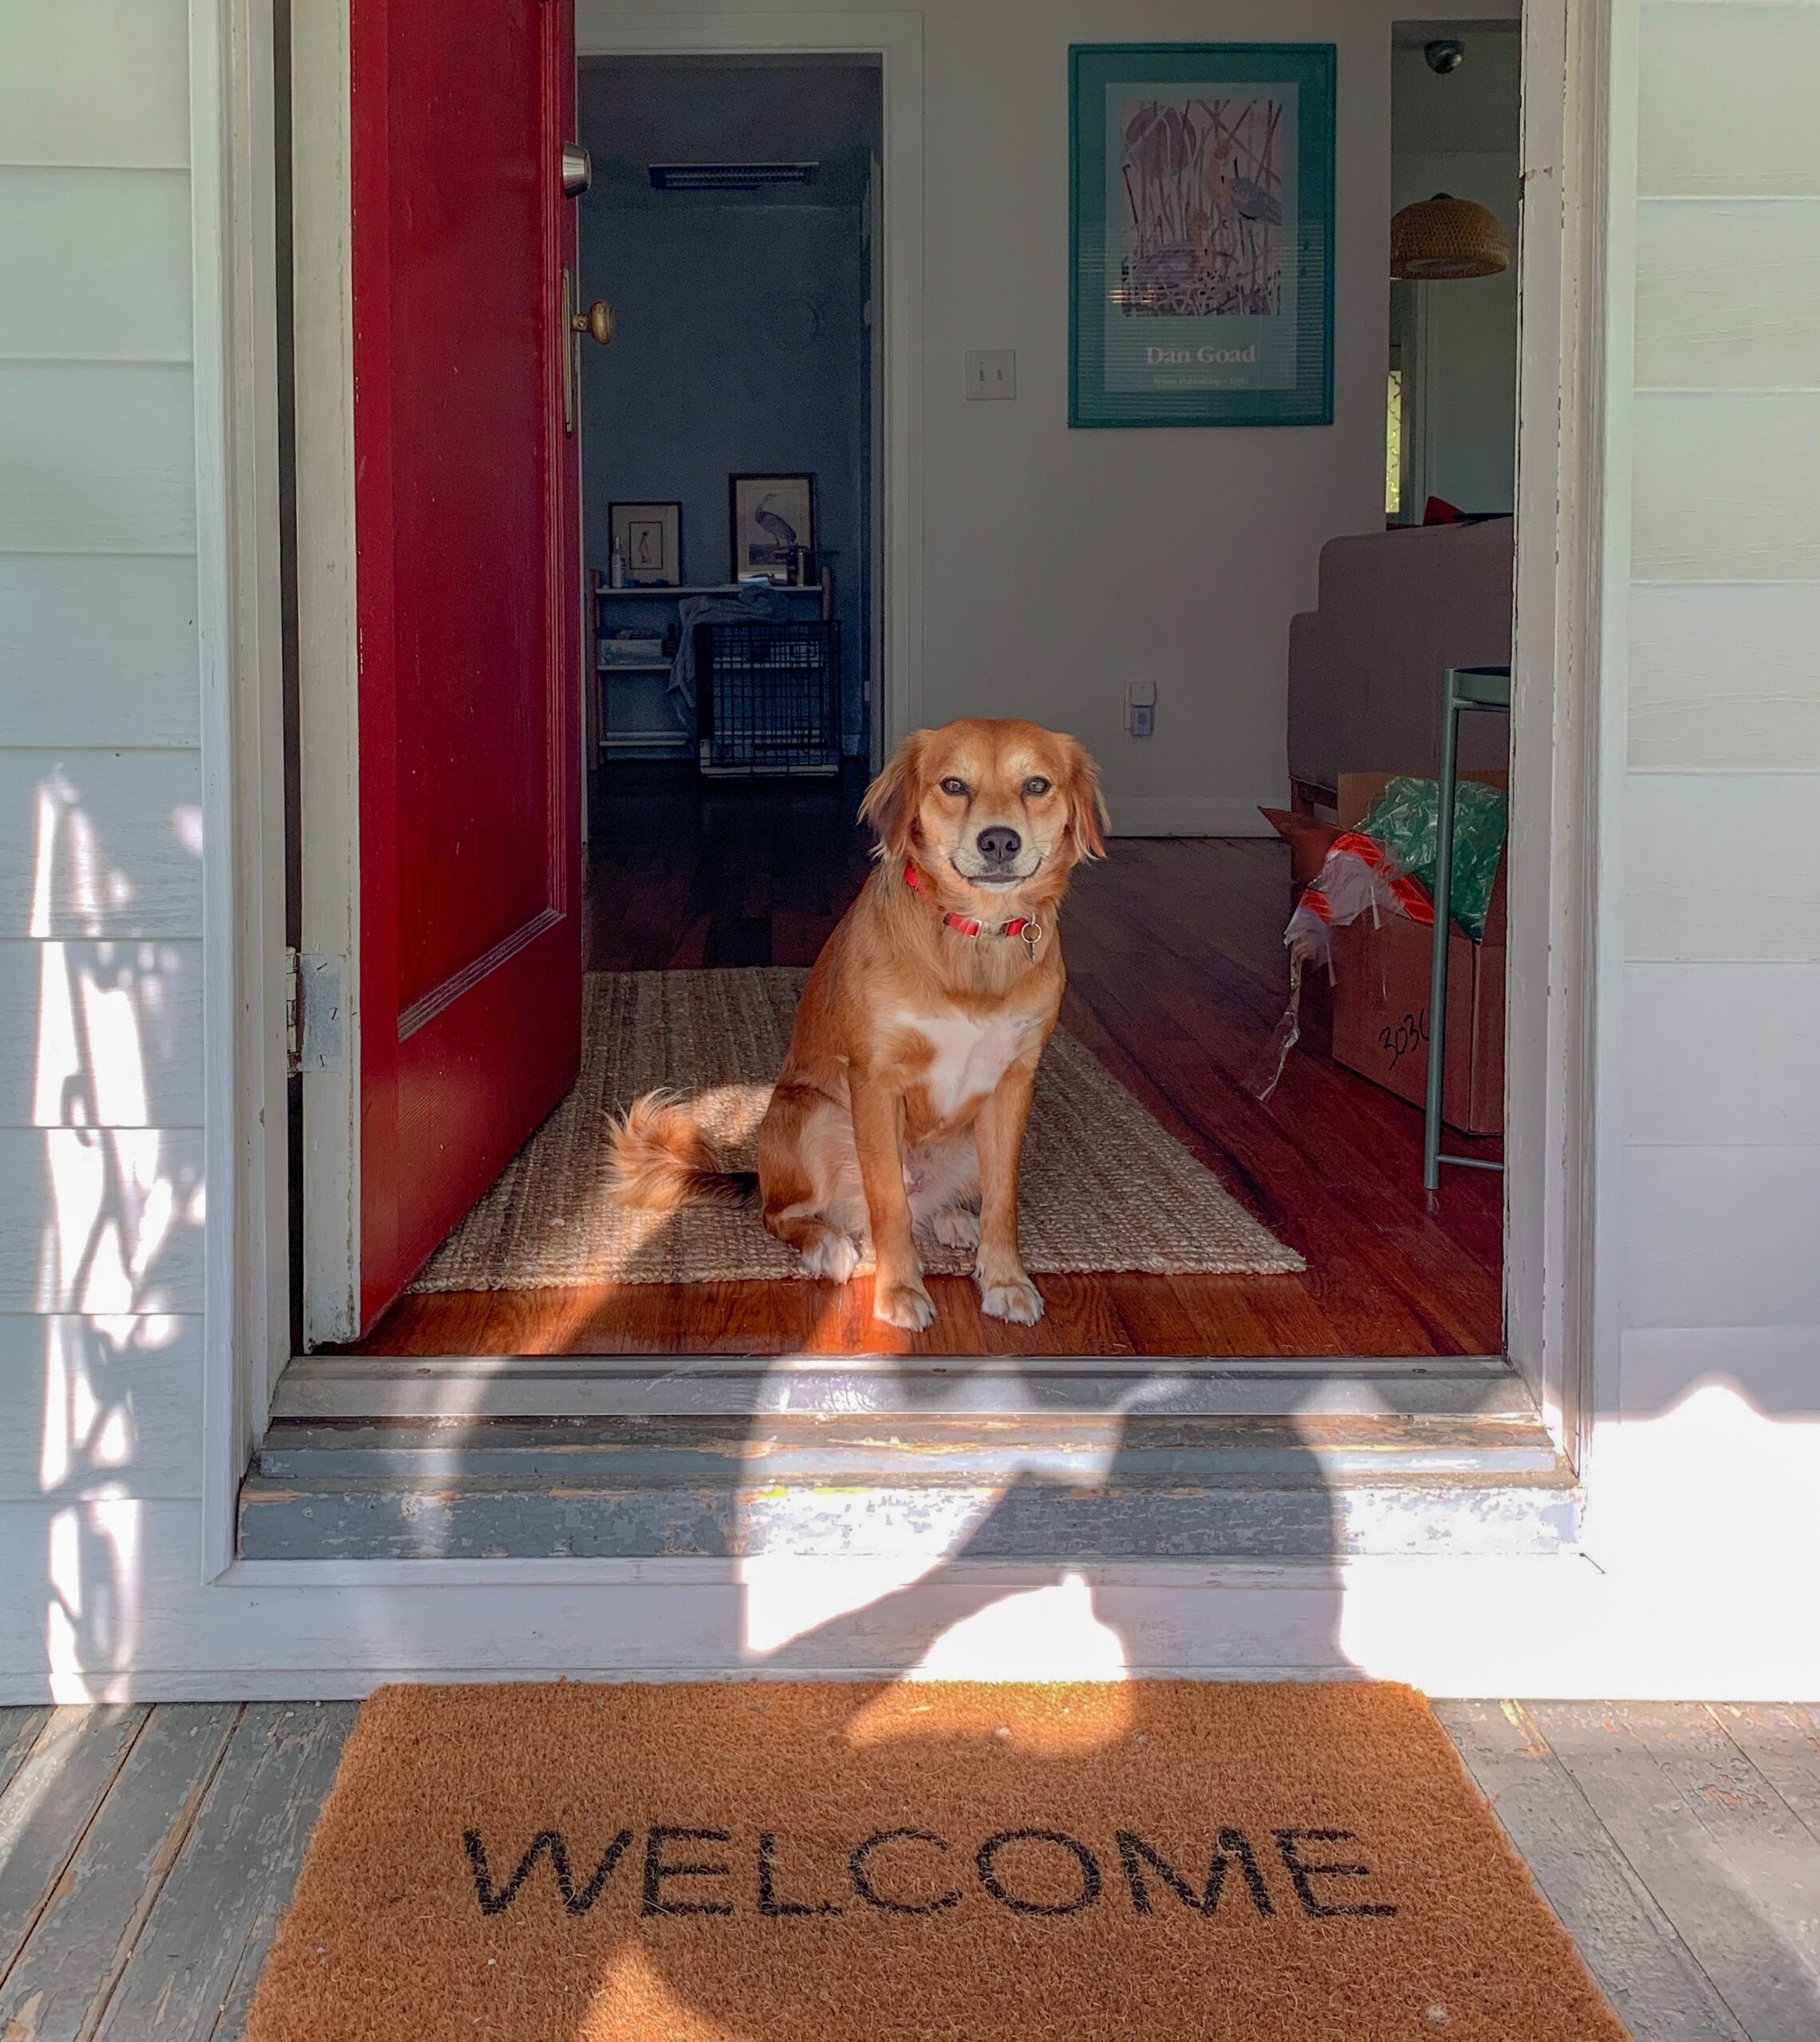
[244,1681,1623,2041]
[411,969,1302,1291]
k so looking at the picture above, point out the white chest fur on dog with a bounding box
[894,1009,1042,1124]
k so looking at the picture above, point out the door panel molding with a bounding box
[396,906,565,1042]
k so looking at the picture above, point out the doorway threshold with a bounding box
[250,1357,1572,1566]
[271,1350,1525,1422]
[246,1361,1570,1564]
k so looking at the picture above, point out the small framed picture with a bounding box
[730,474,814,582]
[609,501,681,585]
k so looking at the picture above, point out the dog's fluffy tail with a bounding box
[607,1090,759,1212]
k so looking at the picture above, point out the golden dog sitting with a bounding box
[609,719,1109,1329]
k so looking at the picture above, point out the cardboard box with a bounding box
[1328,771,1507,1137]
[1258,806,1343,888]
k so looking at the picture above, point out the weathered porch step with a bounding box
[254,1413,1562,1481]
[238,1413,1579,1563]
[271,1353,1531,1421]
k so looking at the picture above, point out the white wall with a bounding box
[606,0,1515,834]
[0,0,208,1686]
[1584,0,1820,1580]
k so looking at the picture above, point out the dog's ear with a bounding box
[859,730,928,863]
[1061,735,1109,861]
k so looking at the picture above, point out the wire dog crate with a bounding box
[695,619,841,778]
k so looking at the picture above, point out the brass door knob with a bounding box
[571,300,616,345]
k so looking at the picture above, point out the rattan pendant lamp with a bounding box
[1390,193,1509,280]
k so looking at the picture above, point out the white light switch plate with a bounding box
[965,349,1016,400]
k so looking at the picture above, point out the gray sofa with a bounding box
[1287,515,1513,807]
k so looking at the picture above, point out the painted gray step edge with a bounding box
[274,1353,1530,1421]
[238,1476,1579,1563]
[255,1432,1567,1483]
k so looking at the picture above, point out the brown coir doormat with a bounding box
[246,1682,1622,2042]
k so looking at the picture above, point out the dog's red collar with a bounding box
[904,860,1041,951]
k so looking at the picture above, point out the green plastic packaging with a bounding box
[1355,775,1508,940]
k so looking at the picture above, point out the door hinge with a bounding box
[286,948,348,1075]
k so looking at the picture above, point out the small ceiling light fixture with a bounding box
[648,162,818,192]
[1424,37,1466,73]
[1390,192,1510,279]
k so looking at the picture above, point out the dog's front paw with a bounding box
[931,1207,981,1251]
[874,1279,936,1331]
[798,1228,860,1284]
[978,1271,1045,1324]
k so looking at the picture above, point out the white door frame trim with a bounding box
[290,0,363,1352]
[198,0,1614,1587]
[191,0,291,1580]
[1503,0,1621,1469]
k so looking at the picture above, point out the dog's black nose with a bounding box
[976,826,1022,865]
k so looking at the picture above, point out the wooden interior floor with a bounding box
[4,1696,1813,2041]
[358,765,1503,1358]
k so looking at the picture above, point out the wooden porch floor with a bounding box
[2,1697,1814,2039]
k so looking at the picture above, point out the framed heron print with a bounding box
[730,473,815,582]
[1070,43,1335,428]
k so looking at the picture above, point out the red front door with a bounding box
[349,0,581,1327]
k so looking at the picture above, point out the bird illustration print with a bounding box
[751,494,798,571]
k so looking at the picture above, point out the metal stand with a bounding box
[1423,664,1511,1191]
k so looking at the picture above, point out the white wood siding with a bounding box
[1623,775,1820,960]
[0,940,204,1128]
[0,556,202,750]
[1622,1145,1820,1329]
[1631,392,1820,580]
[1637,4,1820,197]
[1633,201,1820,390]
[1623,963,1820,1145]
[0,0,191,171]
[1628,583,1820,770]
[1621,0,1820,1417]
[0,0,204,1662]
[0,1315,203,1504]
[0,365,199,556]
[0,167,193,363]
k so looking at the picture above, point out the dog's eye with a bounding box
[1022,776,1052,798]
[939,777,968,798]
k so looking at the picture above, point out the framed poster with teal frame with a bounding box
[1070,43,1335,428]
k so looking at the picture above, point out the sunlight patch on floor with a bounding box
[893,1572,1129,1685]
[741,1520,998,1661]
[578,1942,739,2042]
